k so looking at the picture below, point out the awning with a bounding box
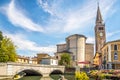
[78,61,90,64]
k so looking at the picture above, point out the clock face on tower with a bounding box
[99,32,103,37]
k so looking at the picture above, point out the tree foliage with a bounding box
[0,31,17,62]
[0,31,3,41]
[59,53,71,67]
[0,54,9,62]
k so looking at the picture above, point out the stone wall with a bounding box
[85,43,94,63]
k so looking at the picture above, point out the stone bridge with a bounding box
[0,62,65,79]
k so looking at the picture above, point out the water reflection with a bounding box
[18,76,55,80]
[40,76,54,80]
[16,74,75,80]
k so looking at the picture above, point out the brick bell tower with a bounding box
[95,5,106,53]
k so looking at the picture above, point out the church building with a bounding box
[93,4,106,68]
[55,34,94,68]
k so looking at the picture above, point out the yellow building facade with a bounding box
[29,57,38,64]
[93,52,101,69]
[16,55,37,64]
[17,55,29,64]
[101,40,120,69]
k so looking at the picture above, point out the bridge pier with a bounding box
[42,73,49,77]
[40,76,53,80]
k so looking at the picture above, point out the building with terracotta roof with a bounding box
[17,55,29,64]
[37,53,50,64]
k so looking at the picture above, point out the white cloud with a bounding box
[37,0,63,17]
[106,30,120,38]
[1,0,116,34]
[4,33,56,56]
[37,0,54,15]
[4,0,44,32]
[86,37,95,43]
[38,0,117,33]
[63,0,117,32]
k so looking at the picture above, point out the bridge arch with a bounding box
[13,68,43,78]
[50,69,63,75]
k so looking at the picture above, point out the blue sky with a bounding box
[0,0,120,56]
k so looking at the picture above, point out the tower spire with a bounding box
[96,2,103,24]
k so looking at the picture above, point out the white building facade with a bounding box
[41,57,58,65]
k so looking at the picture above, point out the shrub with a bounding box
[99,73,106,80]
[89,70,98,78]
[75,71,89,80]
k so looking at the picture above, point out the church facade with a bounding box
[55,34,94,68]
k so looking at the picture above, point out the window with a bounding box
[107,47,108,52]
[114,53,118,60]
[56,56,58,59]
[99,27,104,30]
[73,56,75,61]
[114,45,117,50]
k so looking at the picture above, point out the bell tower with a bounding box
[95,5,106,53]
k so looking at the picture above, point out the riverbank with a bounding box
[0,78,12,80]
[0,76,12,80]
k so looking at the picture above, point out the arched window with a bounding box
[114,53,118,60]
[56,56,58,59]
[114,45,117,50]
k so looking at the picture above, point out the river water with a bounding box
[18,74,75,80]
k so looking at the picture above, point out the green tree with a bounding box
[0,31,3,41]
[59,53,71,67]
[0,54,9,62]
[0,36,17,62]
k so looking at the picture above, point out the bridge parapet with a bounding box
[0,62,65,79]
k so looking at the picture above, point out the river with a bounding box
[18,74,75,80]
